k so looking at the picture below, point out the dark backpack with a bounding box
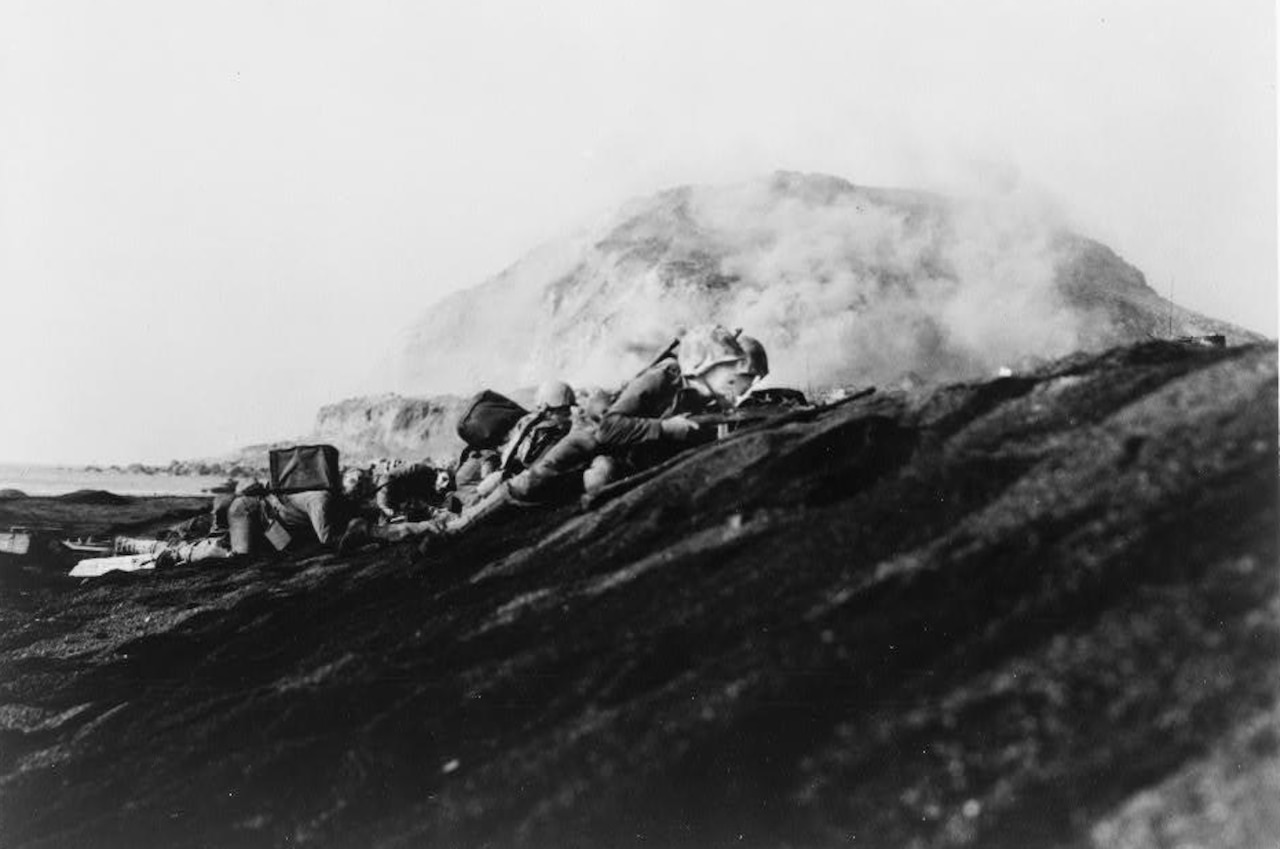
[457,390,529,450]
[268,444,342,493]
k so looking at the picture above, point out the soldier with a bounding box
[475,379,580,498]
[338,380,582,553]
[373,459,445,521]
[209,478,238,534]
[415,324,768,550]
[227,477,341,554]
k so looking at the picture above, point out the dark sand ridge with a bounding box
[0,495,208,541]
[54,489,133,506]
[0,339,1275,848]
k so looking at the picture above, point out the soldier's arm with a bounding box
[596,364,680,447]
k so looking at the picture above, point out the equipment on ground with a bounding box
[69,553,158,578]
[1,526,71,565]
[61,537,114,556]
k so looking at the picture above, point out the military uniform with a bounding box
[509,359,717,501]
[228,490,339,553]
[375,461,442,519]
[414,325,765,553]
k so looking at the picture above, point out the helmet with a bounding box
[342,466,375,499]
[677,324,747,377]
[737,335,769,378]
[534,379,576,409]
[235,478,265,496]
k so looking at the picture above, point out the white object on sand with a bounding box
[69,554,158,578]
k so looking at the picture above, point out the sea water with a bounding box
[0,463,227,497]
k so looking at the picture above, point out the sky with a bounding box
[1,0,1275,465]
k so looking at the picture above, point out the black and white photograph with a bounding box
[1,2,1276,846]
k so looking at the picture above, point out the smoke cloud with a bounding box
[397,173,1105,396]
[687,176,1086,389]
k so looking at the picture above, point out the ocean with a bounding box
[0,463,227,497]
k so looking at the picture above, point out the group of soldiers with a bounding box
[187,324,770,563]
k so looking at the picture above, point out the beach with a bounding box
[0,463,228,498]
[0,488,211,593]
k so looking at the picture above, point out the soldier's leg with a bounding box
[507,420,600,501]
[405,423,601,556]
[583,455,624,495]
[228,495,265,555]
[291,490,338,545]
[266,494,316,548]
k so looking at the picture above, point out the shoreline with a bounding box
[0,463,232,499]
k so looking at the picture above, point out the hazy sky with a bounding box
[1,0,1275,464]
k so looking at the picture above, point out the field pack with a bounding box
[268,444,342,493]
[456,390,528,450]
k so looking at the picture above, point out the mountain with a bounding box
[393,171,1263,397]
[2,338,1276,848]
[216,172,1264,469]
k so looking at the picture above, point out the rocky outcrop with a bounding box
[311,393,471,465]
[1,339,1275,848]
[205,393,487,470]
[394,172,1264,397]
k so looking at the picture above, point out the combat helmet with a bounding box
[676,325,748,377]
[534,379,576,409]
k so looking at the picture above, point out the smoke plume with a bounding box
[395,172,1109,396]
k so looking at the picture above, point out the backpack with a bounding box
[456,390,529,450]
[268,444,341,493]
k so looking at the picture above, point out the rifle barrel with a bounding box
[686,387,875,427]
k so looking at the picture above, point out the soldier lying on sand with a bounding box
[338,379,582,552]
[338,324,768,554]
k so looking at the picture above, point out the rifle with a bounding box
[645,337,681,371]
[685,386,877,429]
[580,385,877,511]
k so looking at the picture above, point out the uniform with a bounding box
[509,360,717,501]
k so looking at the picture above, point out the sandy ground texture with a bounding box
[0,339,1276,849]
[0,493,209,540]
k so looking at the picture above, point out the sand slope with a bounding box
[0,340,1275,848]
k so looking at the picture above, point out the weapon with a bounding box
[581,386,877,511]
[642,337,681,373]
[686,386,876,429]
